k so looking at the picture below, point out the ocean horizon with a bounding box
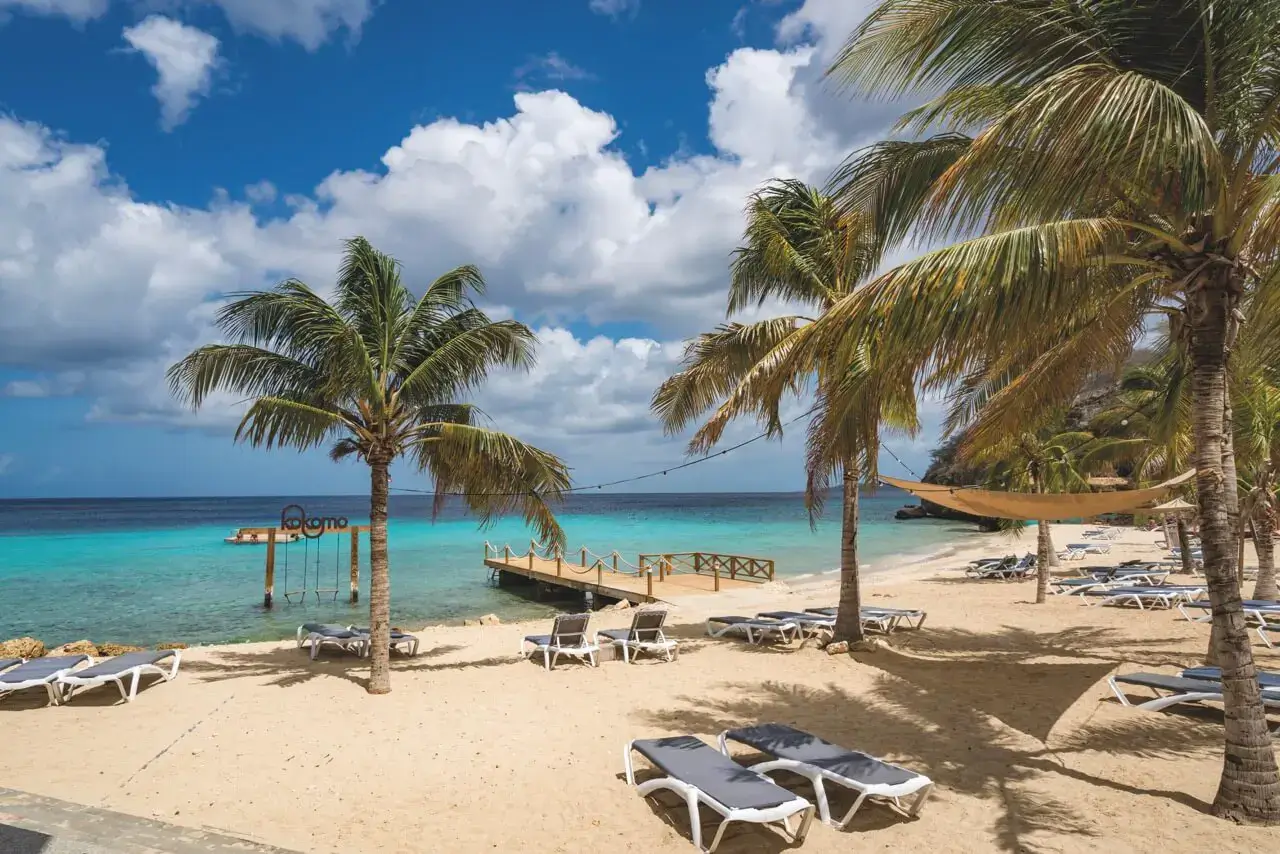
[0,488,981,647]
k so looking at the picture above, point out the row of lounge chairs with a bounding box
[965,554,1036,580]
[518,604,930,669]
[0,650,181,705]
[625,722,932,852]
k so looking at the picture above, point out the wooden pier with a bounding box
[483,544,775,606]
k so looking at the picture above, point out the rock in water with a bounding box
[98,643,144,656]
[49,639,98,657]
[0,637,46,658]
[479,613,501,626]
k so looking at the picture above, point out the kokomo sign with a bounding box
[279,504,350,539]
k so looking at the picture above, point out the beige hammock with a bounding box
[879,470,1195,521]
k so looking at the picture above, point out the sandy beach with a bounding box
[2,523,1275,853]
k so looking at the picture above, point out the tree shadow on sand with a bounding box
[635,623,1227,853]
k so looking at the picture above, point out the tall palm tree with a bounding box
[1236,377,1280,600]
[169,237,570,694]
[652,179,917,644]
[787,0,1280,821]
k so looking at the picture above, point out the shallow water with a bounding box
[0,489,977,646]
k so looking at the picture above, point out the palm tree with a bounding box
[973,430,1131,603]
[169,237,570,694]
[790,0,1280,820]
[652,179,916,644]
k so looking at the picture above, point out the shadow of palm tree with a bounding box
[180,643,471,690]
[634,623,1226,852]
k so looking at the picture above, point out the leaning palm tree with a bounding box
[169,237,570,694]
[652,179,917,644]
[1236,377,1280,600]
[786,0,1280,820]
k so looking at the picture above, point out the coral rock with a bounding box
[478,614,501,626]
[824,641,850,656]
[0,637,46,659]
[155,642,188,651]
[463,619,480,627]
[49,639,98,657]
[98,643,144,657]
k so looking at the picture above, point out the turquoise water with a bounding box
[0,491,974,646]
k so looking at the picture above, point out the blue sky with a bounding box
[0,0,936,498]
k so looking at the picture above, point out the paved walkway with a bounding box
[0,788,300,854]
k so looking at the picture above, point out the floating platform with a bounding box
[483,547,775,606]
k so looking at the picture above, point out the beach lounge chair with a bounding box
[718,723,933,829]
[1179,666,1280,690]
[1057,547,1087,561]
[1067,542,1111,555]
[966,554,1035,581]
[0,655,90,705]
[596,609,678,663]
[297,624,369,660]
[1085,585,1205,610]
[757,610,838,637]
[1107,672,1280,732]
[705,616,798,644]
[1050,576,1112,596]
[1258,624,1280,649]
[624,735,815,852]
[347,626,420,656]
[804,606,928,631]
[58,650,181,704]
[1177,600,1280,625]
[521,613,597,670]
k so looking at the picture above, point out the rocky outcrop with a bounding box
[478,614,501,626]
[48,639,99,657]
[98,643,144,656]
[0,637,45,658]
[155,642,188,651]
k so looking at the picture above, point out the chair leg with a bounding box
[543,648,552,670]
[684,792,704,852]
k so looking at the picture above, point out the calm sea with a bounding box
[0,490,975,646]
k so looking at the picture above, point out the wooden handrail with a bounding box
[636,552,774,582]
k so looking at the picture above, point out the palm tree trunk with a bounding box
[1253,501,1278,602]
[1187,281,1280,822]
[1035,520,1050,604]
[1046,521,1060,567]
[367,455,392,695]
[1176,517,1195,575]
[832,462,865,644]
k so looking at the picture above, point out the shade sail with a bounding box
[880,470,1195,521]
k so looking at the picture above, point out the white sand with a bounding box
[2,523,1276,852]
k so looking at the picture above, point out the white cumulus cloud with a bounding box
[588,0,639,19]
[0,0,929,486]
[122,15,221,131]
[0,0,106,21]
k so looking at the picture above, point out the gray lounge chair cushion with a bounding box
[524,634,554,646]
[1181,666,1280,689]
[0,658,20,673]
[631,736,795,810]
[72,650,175,679]
[759,611,829,622]
[0,655,89,683]
[805,607,838,617]
[597,628,639,642]
[1181,600,1280,611]
[725,723,920,787]
[1114,673,1225,694]
[302,623,361,639]
[710,616,783,626]
[350,628,414,639]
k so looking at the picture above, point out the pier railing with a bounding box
[638,552,775,586]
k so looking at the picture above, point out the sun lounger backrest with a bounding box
[0,655,88,683]
[629,609,667,642]
[631,736,793,810]
[551,613,591,646]
[726,723,921,787]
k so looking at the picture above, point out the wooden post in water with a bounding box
[263,528,277,608]
[349,529,360,603]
